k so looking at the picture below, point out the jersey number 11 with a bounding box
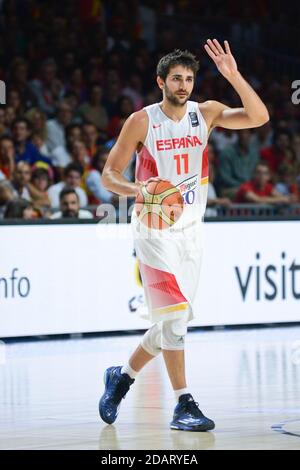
[174,154,189,175]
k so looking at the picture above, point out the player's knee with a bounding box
[140,323,162,356]
[161,317,188,351]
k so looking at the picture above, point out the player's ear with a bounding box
[157,76,164,90]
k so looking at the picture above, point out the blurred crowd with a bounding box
[0,0,299,220]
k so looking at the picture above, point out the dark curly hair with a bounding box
[156,49,199,81]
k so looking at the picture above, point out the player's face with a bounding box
[163,66,194,106]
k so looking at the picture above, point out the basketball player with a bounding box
[99,39,269,431]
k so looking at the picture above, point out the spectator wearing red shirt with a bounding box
[235,161,292,204]
[260,130,292,174]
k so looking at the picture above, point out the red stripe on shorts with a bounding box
[139,261,187,309]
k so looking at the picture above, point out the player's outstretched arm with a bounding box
[102,111,148,197]
[204,39,269,130]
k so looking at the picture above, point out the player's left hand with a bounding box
[204,39,238,80]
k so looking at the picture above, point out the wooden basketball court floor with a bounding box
[0,325,300,450]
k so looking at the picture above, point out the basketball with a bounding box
[135,180,184,229]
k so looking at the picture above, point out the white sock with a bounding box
[174,388,189,402]
[121,363,138,379]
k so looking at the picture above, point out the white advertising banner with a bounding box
[0,220,300,338]
[192,220,300,327]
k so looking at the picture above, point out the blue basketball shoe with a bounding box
[99,366,135,424]
[170,393,215,432]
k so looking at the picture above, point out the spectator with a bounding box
[12,118,52,166]
[0,136,15,179]
[29,168,51,208]
[50,123,82,169]
[104,115,136,183]
[63,90,80,114]
[0,108,8,136]
[29,58,63,116]
[261,130,292,175]
[65,67,86,103]
[205,162,231,217]
[107,96,135,139]
[102,75,122,119]
[218,129,259,199]
[4,106,16,129]
[11,161,32,201]
[31,132,51,158]
[46,101,73,152]
[275,164,299,202]
[26,108,48,143]
[144,86,162,106]
[82,123,99,158]
[47,162,88,208]
[211,128,238,153]
[104,117,127,151]
[77,84,108,132]
[85,148,115,204]
[207,142,218,167]
[11,160,52,207]
[7,89,24,117]
[70,140,91,170]
[0,181,15,218]
[235,161,292,205]
[4,198,38,219]
[51,188,93,219]
[250,121,273,152]
[122,74,144,111]
[9,58,37,111]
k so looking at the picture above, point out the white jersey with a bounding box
[132,100,208,324]
[135,100,209,224]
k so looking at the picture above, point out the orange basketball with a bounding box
[135,180,184,229]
